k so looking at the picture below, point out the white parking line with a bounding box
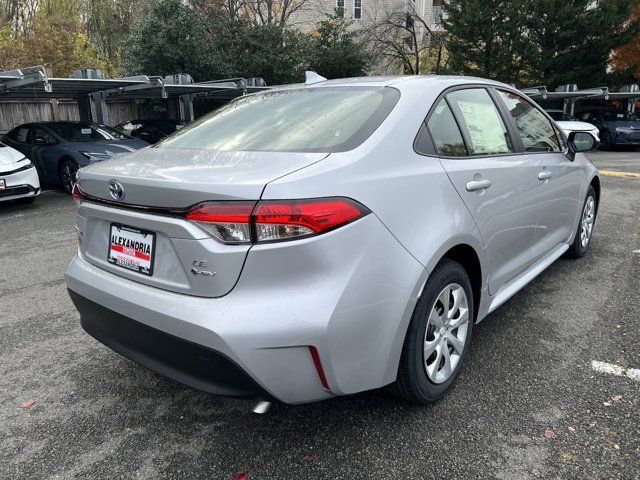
[591,360,640,382]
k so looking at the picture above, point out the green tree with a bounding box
[124,0,231,80]
[443,0,640,87]
[442,0,528,83]
[305,14,372,79]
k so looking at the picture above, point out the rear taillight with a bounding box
[72,183,82,206]
[185,198,369,244]
[185,202,255,244]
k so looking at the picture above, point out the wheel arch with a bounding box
[440,244,483,323]
[57,155,77,178]
[590,175,601,210]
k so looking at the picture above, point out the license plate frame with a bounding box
[108,223,156,276]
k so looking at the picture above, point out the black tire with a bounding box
[600,131,612,151]
[389,259,474,404]
[566,186,597,258]
[59,159,78,194]
[16,196,36,205]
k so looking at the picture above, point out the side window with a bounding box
[31,128,56,145]
[446,89,514,155]
[496,90,561,152]
[9,127,30,143]
[426,99,467,157]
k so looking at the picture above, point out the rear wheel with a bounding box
[390,259,474,404]
[567,186,596,258]
[59,159,78,194]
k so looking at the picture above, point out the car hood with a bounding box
[0,143,27,165]
[77,148,329,208]
[605,121,640,129]
[70,139,148,155]
[555,121,599,132]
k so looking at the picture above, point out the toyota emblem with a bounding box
[108,180,125,201]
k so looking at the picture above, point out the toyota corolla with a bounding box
[66,75,600,406]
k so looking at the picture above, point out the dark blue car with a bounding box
[2,122,147,193]
[577,109,640,150]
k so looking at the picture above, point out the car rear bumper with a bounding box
[69,289,272,399]
[0,165,40,202]
[65,214,426,404]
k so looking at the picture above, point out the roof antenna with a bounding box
[305,71,327,86]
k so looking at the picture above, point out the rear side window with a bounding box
[426,99,467,156]
[157,87,400,153]
[446,89,514,155]
[496,90,561,152]
[32,128,56,145]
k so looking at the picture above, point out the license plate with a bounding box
[108,224,155,276]
[0,179,5,190]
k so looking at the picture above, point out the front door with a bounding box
[494,90,584,261]
[428,88,539,296]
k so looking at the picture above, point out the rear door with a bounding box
[494,90,583,262]
[429,87,539,295]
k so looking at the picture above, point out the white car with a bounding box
[546,109,600,141]
[0,142,40,204]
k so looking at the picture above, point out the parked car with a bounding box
[2,122,147,193]
[0,142,40,204]
[115,119,189,144]
[577,109,640,150]
[546,109,600,141]
[66,76,600,407]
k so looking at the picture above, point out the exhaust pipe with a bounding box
[252,400,272,414]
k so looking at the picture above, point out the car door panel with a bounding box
[494,90,584,261]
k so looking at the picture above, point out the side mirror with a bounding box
[567,131,599,161]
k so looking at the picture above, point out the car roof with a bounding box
[277,75,514,92]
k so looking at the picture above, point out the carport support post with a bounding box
[621,84,639,113]
[88,91,109,125]
[178,93,195,122]
[557,84,578,116]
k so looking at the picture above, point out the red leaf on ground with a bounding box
[19,399,35,408]
[232,472,248,480]
[544,429,556,439]
[303,454,317,462]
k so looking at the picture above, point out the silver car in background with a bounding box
[66,76,600,405]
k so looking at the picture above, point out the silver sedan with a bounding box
[66,75,600,406]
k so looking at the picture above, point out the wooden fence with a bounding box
[0,100,137,133]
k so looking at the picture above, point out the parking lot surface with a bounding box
[1,151,639,479]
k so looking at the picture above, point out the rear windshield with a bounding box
[49,124,131,142]
[156,87,400,153]
[602,111,639,121]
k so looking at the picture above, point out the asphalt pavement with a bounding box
[1,151,639,479]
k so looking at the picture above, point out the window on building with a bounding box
[354,0,362,19]
[336,0,344,18]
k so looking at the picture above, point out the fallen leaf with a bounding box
[613,444,620,450]
[303,454,317,462]
[19,399,35,408]
[612,395,623,401]
[567,426,576,432]
[561,452,576,462]
[603,401,612,407]
[232,473,248,480]
[544,429,556,439]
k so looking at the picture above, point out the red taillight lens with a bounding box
[185,197,369,244]
[72,183,82,206]
[185,202,255,244]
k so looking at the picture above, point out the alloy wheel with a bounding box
[423,283,470,384]
[580,195,595,249]
[61,162,78,194]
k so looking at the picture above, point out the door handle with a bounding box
[466,179,492,192]
[538,171,553,181]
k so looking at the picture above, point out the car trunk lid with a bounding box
[75,148,328,297]
[77,148,328,207]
